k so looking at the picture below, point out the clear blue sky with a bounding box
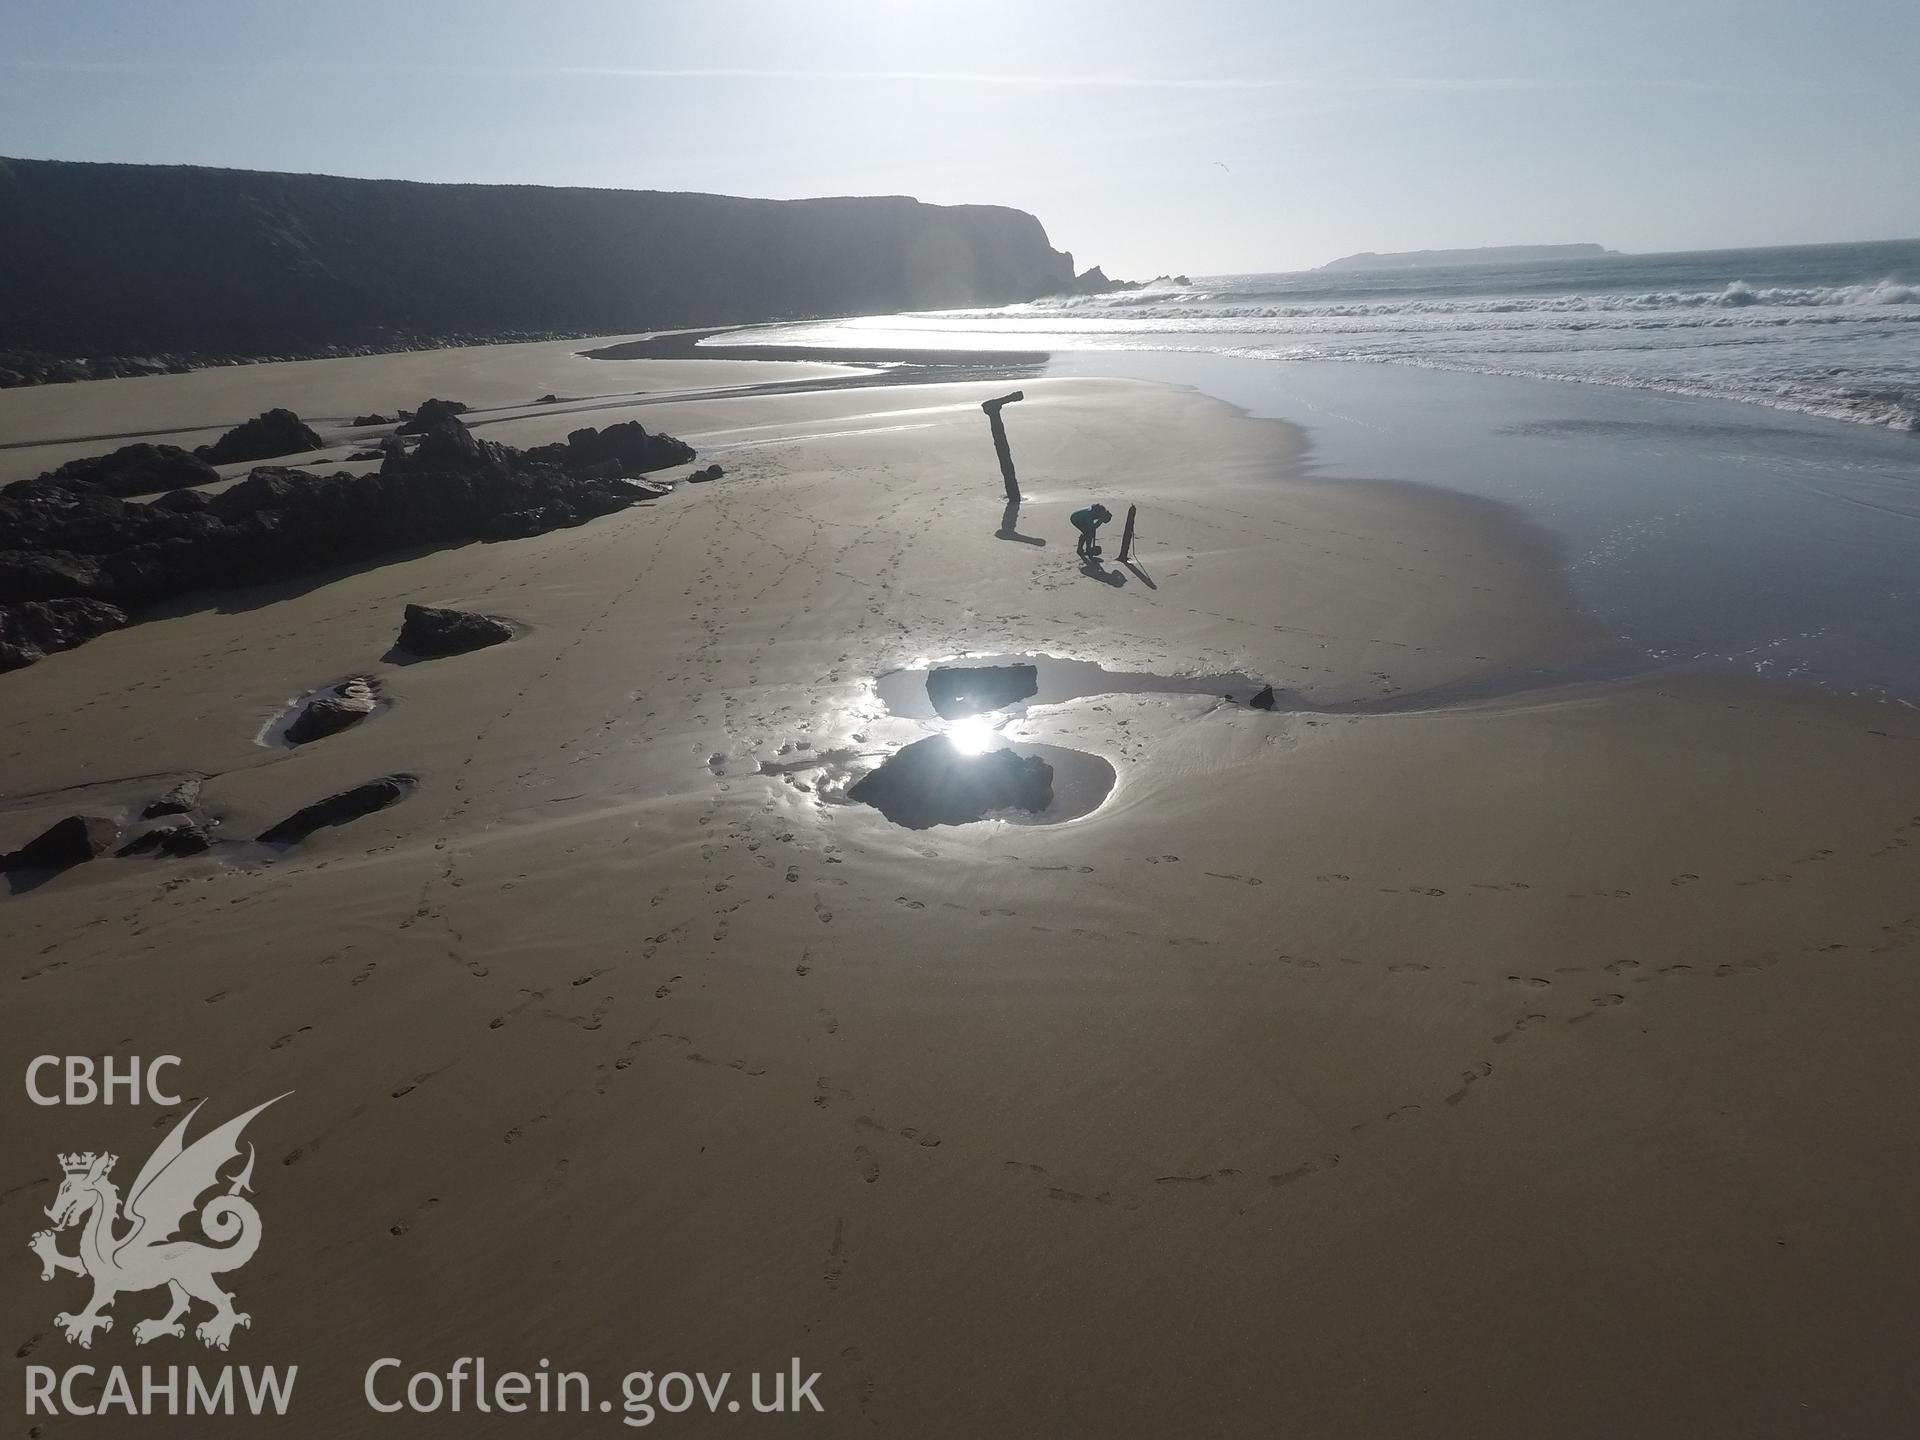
[5,0,1916,275]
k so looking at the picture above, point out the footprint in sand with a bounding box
[1491,1013,1549,1044]
[853,1146,880,1184]
[1269,1153,1341,1188]
[1507,975,1552,988]
[1444,1061,1494,1106]
[1568,994,1626,1024]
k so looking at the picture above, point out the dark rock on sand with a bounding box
[143,777,203,817]
[527,421,695,477]
[0,597,131,671]
[197,408,324,465]
[848,736,1052,829]
[258,773,416,845]
[1250,684,1276,710]
[352,413,392,426]
[926,663,1039,719]
[687,463,724,483]
[285,677,379,744]
[30,443,218,498]
[1,814,118,871]
[119,821,212,857]
[535,393,559,404]
[397,603,513,657]
[396,398,469,434]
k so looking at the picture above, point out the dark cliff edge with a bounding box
[0,157,1078,368]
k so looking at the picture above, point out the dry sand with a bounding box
[3,350,1917,1437]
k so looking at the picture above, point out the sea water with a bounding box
[736,240,1920,433]
[719,241,1920,702]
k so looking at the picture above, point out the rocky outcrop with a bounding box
[1,814,118,871]
[30,443,217,497]
[848,736,1053,829]
[0,420,690,671]
[0,597,130,671]
[0,157,1080,358]
[258,774,416,845]
[526,422,696,477]
[143,778,202,817]
[926,664,1038,719]
[396,398,469,434]
[119,821,212,857]
[396,605,513,657]
[197,408,324,465]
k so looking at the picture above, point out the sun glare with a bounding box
[947,715,1001,756]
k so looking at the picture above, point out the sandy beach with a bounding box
[5,347,1918,1437]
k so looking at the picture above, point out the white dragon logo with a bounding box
[28,1094,288,1350]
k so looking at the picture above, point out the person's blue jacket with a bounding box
[1071,506,1107,533]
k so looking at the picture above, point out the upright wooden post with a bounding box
[981,391,1025,502]
[1118,504,1137,562]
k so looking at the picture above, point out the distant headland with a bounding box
[1318,244,1620,272]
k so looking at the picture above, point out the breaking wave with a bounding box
[726,243,1920,434]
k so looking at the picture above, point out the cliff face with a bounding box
[0,158,1076,354]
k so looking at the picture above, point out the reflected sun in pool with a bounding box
[946,714,1001,756]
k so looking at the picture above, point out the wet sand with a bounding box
[3,350,1917,1437]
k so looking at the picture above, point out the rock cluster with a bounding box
[0,416,694,671]
[197,408,325,465]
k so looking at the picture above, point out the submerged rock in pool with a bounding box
[925,663,1039,719]
[285,677,379,744]
[848,736,1052,829]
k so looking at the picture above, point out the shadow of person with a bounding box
[1120,558,1158,590]
[1078,556,1127,587]
[995,496,1047,546]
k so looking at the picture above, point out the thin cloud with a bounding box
[0,58,1823,96]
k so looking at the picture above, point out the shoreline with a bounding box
[5,349,1918,1435]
